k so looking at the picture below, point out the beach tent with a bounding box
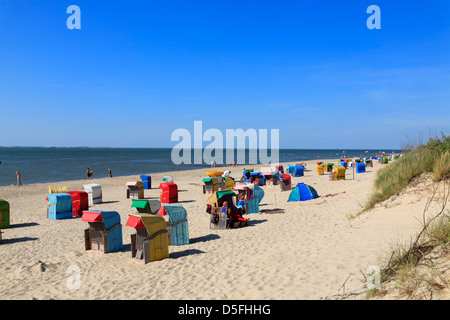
[292,165,304,177]
[340,160,348,168]
[67,191,89,217]
[157,204,189,246]
[356,162,366,173]
[82,210,123,253]
[0,199,10,229]
[288,183,319,202]
[159,183,178,203]
[382,157,389,164]
[140,175,151,189]
[82,183,102,205]
[47,193,73,220]
[126,213,169,263]
[326,163,334,172]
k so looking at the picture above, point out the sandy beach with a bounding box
[0,159,447,300]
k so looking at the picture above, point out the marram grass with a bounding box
[365,133,450,210]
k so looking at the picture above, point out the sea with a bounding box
[0,147,401,187]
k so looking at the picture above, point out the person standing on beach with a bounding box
[16,171,23,186]
[86,168,92,179]
[108,168,112,178]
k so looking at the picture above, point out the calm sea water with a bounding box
[0,147,400,186]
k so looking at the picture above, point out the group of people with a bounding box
[86,168,113,179]
[211,161,238,168]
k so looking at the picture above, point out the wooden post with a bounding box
[84,228,91,250]
[143,239,150,264]
[131,234,137,258]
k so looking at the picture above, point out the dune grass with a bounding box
[364,132,450,211]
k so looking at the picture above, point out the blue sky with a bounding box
[0,0,449,149]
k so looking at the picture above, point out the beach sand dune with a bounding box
[0,160,445,300]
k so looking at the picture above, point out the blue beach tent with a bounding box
[288,183,319,202]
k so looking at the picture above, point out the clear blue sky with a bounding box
[0,0,449,149]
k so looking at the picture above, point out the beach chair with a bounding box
[206,190,237,229]
[202,177,219,194]
[140,175,151,189]
[279,174,292,191]
[0,199,10,229]
[82,210,123,253]
[158,204,189,245]
[292,165,304,177]
[159,183,178,203]
[356,162,366,173]
[221,177,236,191]
[48,185,68,194]
[67,191,89,217]
[47,193,73,220]
[82,183,102,205]
[126,181,144,199]
[330,165,346,181]
[234,183,264,214]
[131,199,161,214]
[327,163,334,172]
[126,213,169,263]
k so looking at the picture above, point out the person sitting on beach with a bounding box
[237,195,246,215]
[222,201,249,228]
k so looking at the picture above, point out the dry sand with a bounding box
[0,159,447,300]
